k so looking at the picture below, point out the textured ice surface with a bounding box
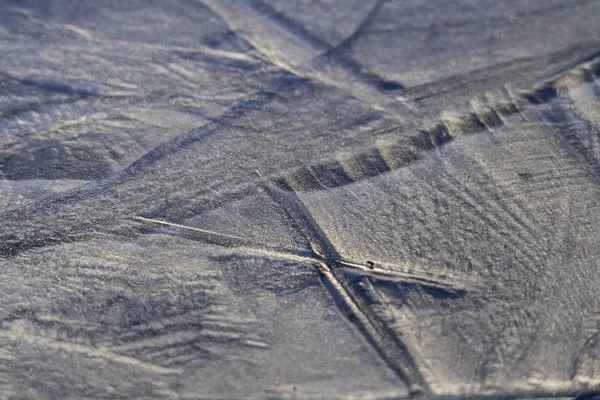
[1,1,600,399]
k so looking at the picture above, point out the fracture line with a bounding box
[132,216,249,242]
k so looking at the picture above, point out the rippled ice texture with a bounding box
[1,1,600,399]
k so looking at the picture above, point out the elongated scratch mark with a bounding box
[236,246,320,264]
[132,216,249,242]
[336,259,479,294]
[135,212,472,293]
[133,215,319,264]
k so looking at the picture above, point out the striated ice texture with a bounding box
[1,1,600,399]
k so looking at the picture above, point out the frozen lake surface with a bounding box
[1,1,600,399]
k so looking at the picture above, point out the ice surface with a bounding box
[1,1,600,399]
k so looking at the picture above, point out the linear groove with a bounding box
[261,179,431,393]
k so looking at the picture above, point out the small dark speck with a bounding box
[366,261,375,269]
[377,80,405,92]
[518,172,533,180]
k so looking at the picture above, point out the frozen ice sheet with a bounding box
[1,1,600,399]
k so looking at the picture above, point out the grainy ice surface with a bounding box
[1,1,600,399]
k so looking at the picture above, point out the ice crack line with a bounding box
[133,179,484,394]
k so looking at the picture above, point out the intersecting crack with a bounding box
[132,173,487,394]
